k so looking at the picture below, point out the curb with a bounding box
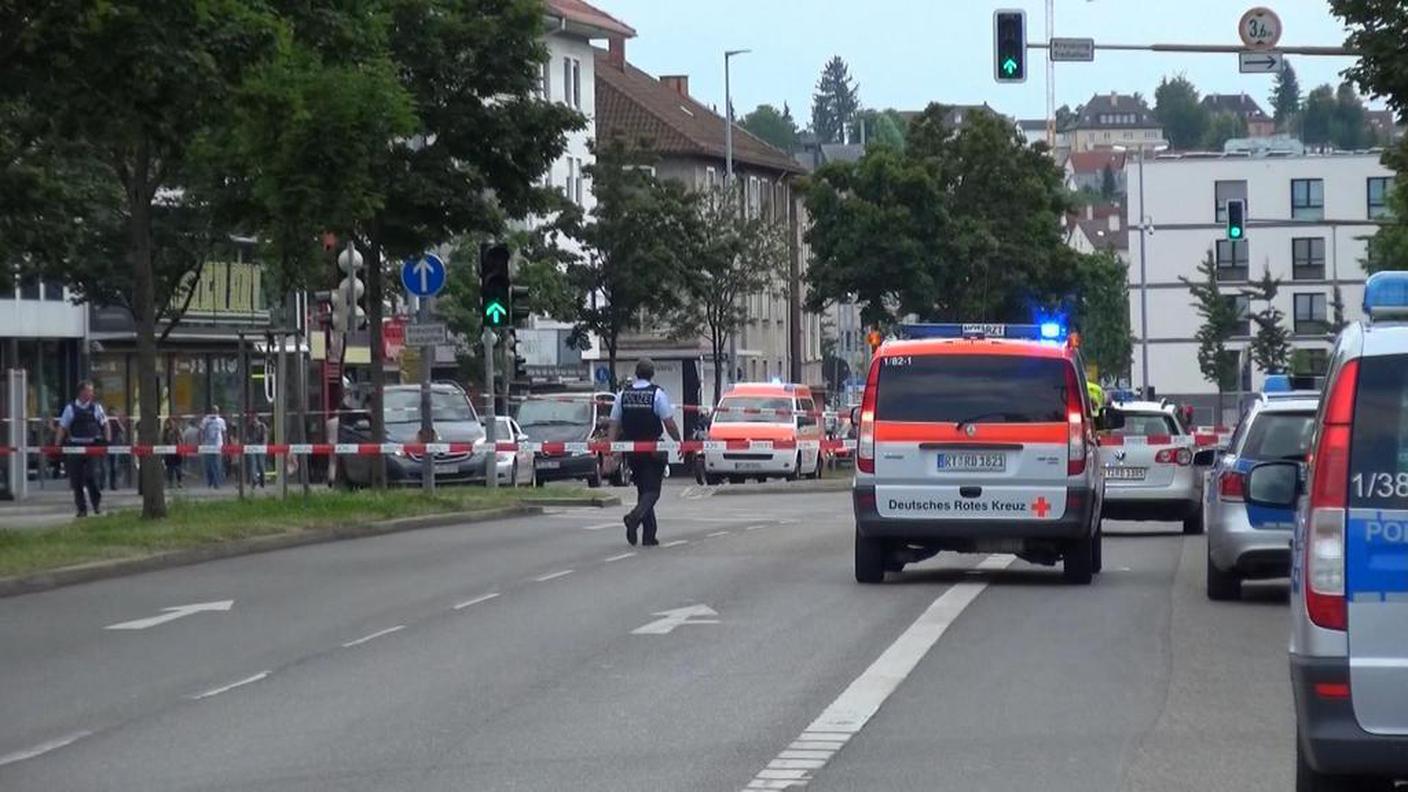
[520,495,620,508]
[0,505,540,599]
[708,479,852,496]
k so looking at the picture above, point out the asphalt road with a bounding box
[0,481,1295,791]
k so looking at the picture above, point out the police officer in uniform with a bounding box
[57,381,110,517]
[609,359,681,546]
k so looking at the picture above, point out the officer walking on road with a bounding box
[56,381,110,517]
[609,359,682,547]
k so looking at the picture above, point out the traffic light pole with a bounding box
[482,327,497,490]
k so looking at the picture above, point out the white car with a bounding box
[487,416,535,487]
[1097,400,1206,534]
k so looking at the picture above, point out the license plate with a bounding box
[435,463,459,475]
[537,460,560,470]
[737,462,763,470]
[1106,466,1147,480]
[936,452,1005,472]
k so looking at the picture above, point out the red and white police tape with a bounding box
[2,439,855,458]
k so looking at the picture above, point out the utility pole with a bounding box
[724,48,749,388]
[482,328,497,490]
[419,295,435,493]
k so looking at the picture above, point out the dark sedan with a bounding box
[336,385,492,487]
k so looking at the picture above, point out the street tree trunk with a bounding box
[128,135,166,519]
[366,235,387,489]
[710,324,724,406]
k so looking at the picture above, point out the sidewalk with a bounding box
[1,482,286,531]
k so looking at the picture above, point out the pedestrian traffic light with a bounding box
[479,243,511,328]
[994,10,1026,83]
[1226,199,1246,241]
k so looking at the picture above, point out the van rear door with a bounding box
[872,352,1072,521]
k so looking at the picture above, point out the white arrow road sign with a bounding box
[631,604,719,635]
[1239,50,1284,73]
[105,600,234,631]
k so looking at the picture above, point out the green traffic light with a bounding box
[1002,58,1018,75]
[485,300,507,325]
[1229,226,1243,239]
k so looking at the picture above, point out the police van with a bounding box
[1243,272,1408,790]
[852,322,1120,585]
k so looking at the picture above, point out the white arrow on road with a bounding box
[631,604,719,635]
[104,600,234,631]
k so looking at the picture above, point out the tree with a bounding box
[741,104,800,152]
[1155,75,1209,150]
[811,56,860,144]
[1202,112,1249,151]
[1073,251,1132,382]
[1301,85,1338,149]
[1330,284,1349,334]
[569,137,696,386]
[871,111,907,150]
[1055,104,1078,131]
[1332,82,1371,150]
[1270,60,1302,132]
[673,188,790,404]
[1100,165,1118,200]
[1180,251,1241,405]
[1246,266,1291,374]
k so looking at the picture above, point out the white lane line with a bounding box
[534,569,574,582]
[742,554,1014,789]
[581,522,620,531]
[0,730,94,768]
[604,552,637,562]
[744,524,767,531]
[189,670,271,700]
[341,625,405,648]
[453,592,500,610]
[707,530,731,537]
[661,540,688,548]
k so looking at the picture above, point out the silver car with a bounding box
[1098,401,1204,534]
[1200,395,1319,601]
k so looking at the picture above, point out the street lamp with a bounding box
[1115,142,1169,398]
[724,48,750,386]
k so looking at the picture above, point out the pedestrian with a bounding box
[56,381,109,517]
[246,413,268,488]
[608,359,682,547]
[162,416,184,488]
[199,405,228,489]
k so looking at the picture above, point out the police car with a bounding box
[1097,400,1204,534]
[852,322,1120,585]
[1242,272,1408,790]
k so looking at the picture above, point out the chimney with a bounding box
[660,75,690,97]
[1110,92,1118,107]
[607,36,626,70]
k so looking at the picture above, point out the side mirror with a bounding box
[850,406,861,426]
[1095,408,1126,432]
[1246,461,1301,508]
[1192,448,1218,467]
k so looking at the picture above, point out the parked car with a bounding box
[486,416,535,487]
[517,396,605,488]
[335,383,491,487]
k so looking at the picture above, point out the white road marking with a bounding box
[0,731,94,767]
[661,539,688,548]
[744,524,767,531]
[341,625,405,648]
[707,530,731,537]
[631,604,720,635]
[534,569,574,582]
[453,593,501,610]
[581,522,620,531]
[742,554,1014,789]
[604,552,637,562]
[189,670,271,700]
[104,599,234,631]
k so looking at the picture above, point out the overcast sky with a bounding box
[600,0,1371,123]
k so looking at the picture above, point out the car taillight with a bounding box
[1065,366,1086,475]
[857,358,880,474]
[1305,359,1358,632]
[1218,471,1245,501]
[1155,447,1193,466]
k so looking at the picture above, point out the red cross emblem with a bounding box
[1031,497,1052,518]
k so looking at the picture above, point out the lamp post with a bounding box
[724,48,750,386]
[1116,143,1168,397]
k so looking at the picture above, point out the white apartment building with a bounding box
[1127,151,1394,409]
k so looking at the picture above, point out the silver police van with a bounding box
[1243,272,1408,790]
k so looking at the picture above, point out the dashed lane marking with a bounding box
[581,522,620,531]
[741,554,1015,790]
[707,530,731,537]
[744,524,767,531]
[661,540,688,548]
[604,552,637,562]
[534,569,574,582]
[189,670,271,701]
[341,625,405,648]
[453,592,501,610]
[0,731,94,768]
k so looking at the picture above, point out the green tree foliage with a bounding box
[1180,252,1241,397]
[1155,75,1208,151]
[803,104,1084,326]
[1055,104,1078,131]
[1270,60,1302,132]
[741,103,800,152]
[1073,252,1132,382]
[1333,82,1372,150]
[811,56,860,144]
[871,112,907,150]
[1246,266,1291,374]
[1301,85,1338,149]
[1100,165,1118,200]
[1202,112,1249,151]
[673,189,791,404]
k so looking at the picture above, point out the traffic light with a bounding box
[331,246,366,332]
[510,284,532,327]
[1226,199,1246,241]
[994,10,1026,83]
[479,242,511,328]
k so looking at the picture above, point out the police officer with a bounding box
[609,359,682,546]
[56,381,110,517]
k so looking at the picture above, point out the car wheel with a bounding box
[855,526,885,584]
[587,458,603,488]
[704,473,723,486]
[1183,510,1205,535]
[1092,523,1104,574]
[1296,731,1388,791]
[811,451,824,479]
[510,461,519,488]
[787,453,802,481]
[1063,533,1094,585]
[1206,553,1242,601]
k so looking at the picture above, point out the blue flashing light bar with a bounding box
[1263,374,1291,393]
[1363,271,1408,321]
[899,323,1067,342]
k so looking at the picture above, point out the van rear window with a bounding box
[1349,355,1408,507]
[875,354,1070,424]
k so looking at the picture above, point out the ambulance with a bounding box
[703,382,824,484]
[851,323,1121,584]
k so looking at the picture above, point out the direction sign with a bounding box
[404,322,447,347]
[1049,37,1095,62]
[1238,6,1282,50]
[1239,50,1284,73]
[400,253,446,298]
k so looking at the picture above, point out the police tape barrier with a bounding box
[1096,433,1231,447]
[2,439,858,458]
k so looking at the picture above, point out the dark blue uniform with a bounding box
[617,382,668,544]
[61,400,103,515]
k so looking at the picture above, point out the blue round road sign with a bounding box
[595,365,611,385]
[401,253,446,297]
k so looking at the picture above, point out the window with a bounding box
[874,355,1071,424]
[42,279,64,301]
[1215,239,1249,281]
[1348,354,1408,508]
[19,277,39,300]
[705,166,717,190]
[1368,176,1392,219]
[1214,180,1248,223]
[573,157,584,205]
[1294,348,1329,377]
[1294,293,1329,335]
[1291,178,1324,221]
[1223,294,1251,336]
[539,61,550,100]
[1291,237,1326,280]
